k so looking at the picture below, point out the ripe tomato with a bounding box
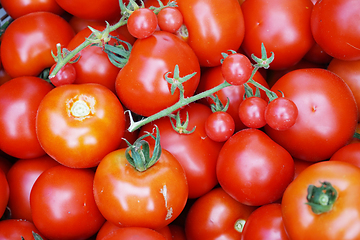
[0,76,53,159]
[36,83,125,168]
[265,68,358,162]
[265,97,298,131]
[177,0,245,67]
[30,165,105,240]
[216,128,294,206]
[221,53,253,86]
[100,227,167,240]
[241,0,314,70]
[329,143,360,168]
[157,7,183,34]
[49,63,76,87]
[93,147,188,230]
[0,219,46,240]
[115,31,200,117]
[205,111,235,142]
[139,103,224,199]
[185,187,256,240]
[1,12,75,78]
[311,0,360,61]
[0,168,9,218]
[238,96,268,129]
[127,8,158,39]
[282,161,360,240]
[241,203,289,240]
[6,155,60,221]
[1,0,64,19]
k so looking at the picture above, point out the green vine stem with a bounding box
[305,181,338,214]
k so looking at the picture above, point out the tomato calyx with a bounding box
[209,94,229,113]
[124,125,162,172]
[251,43,275,70]
[165,64,197,98]
[169,110,196,134]
[306,181,338,214]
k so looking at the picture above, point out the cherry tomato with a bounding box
[49,63,76,87]
[36,83,125,168]
[238,96,268,128]
[157,7,183,33]
[221,53,253,86]
[205,111,235,142]
[30,165,105,240]
[265,97,298,131]
[0,219,47,240]
[185,187,256,240]
[216,128,294,206]
[127,8,158,39]
[329,143,360,168]
[100,227,167,240]
[0,168,9,218]
[0,76,53,159]
[1,12,75,78]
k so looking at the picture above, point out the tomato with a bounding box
[241,0,314,70]
[1,12,75,78]
[0,168,9,218]
[101,227,167,240]
[265,68,358,162]
[265,97,298,131]
[303,42,333,65]
[241,203,289,240]
[311,0,360,61]
[49,63,76,87]
[221,53,253,86]
[157,7,183,34]
[216,128,294,206]
[0,219,47,240]
[168,225,187,240]
[177,0,245,67]
[238,96,268,129]
[139,103,224,199]
[127,8,158,39]
[30,165,105,240]
[205,111,235,142]
[1,0,64,19]
[185,187,256,240]
[329,143,360,168]
[327,58,360,122]
[93,147,188,230]
[115,31,200,117]
[6,155,60,221]
[282,161,360,240]
[54,0,121,21]
[0,76,53,159]
[293,158,314,179]
[0,68,12,87]
[36,83,125,168]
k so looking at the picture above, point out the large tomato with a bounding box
[241,0,314,70]
[176,0,245,67]
[36,83,125,168]
[101,227,167,240]
[311,0,360,61]
[282,161,360,240]
[265,68,358,162]
[0,168,9,218]
[0,12,75,78]
[0,219,47,240]
[30,165,105,240]
[216,128,294,206]
[115,31,200,117]
[329,143,360,168]
[0,76,53,159]
[93,147,188,230]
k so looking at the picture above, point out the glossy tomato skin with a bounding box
[102,227,167,240]
[36,83,125,168]
[0,219,47,240]
[241,0,314,70]
[311,0,360,61]
[265,68,358,162]
[139,103,224,199]
[282,161,360,240]
[116,31,200,117]
[205,111,235,142]
[93,148,188,230]
[0,76,53,159]
[216,128,294,206]
[330,143,360,168]
[1,12,75,78]
[241,203,289,240]
[127,8,158,39]
[1,0,64,19]
[0,168,9,218]
[6,155,60,221]
[177,0,244,67]
[185,187,256,240]
[30,165,105,240]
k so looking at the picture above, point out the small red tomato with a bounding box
[49,63,76,86]
[238,96,268,128]
[127,8,158,39]
[221,53,253,85]
[157,7,183,33]
[265,97,298,131]
[205,111,235,142]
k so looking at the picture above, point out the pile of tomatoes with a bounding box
[0,0,360,239]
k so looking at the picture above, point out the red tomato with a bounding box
[216,128,295,206]
[0,168,9,218]
[311,0,360,61]
[241,203,289,240]
[115,31,200,117]
[265,97,298,131]
[168,225,187,240]
[303,42,333,65]
[101,227,167,240]
[93,147,188,230]
[293,158,314,179]
[0,219,47,240]
[205,111,235,142]
[177,0,245,67]
[127,8,158,39]
[139,103,224,199]
[157,7,183,34]
[0,76,53,159]
[1,0,64,19]
[6,155,60,221]
[265,68,358,162]
[30,165,105,240]
[282,161,360,239]
[238,96,268,129]
[221,53,253,86]
[185,187,256,240]
[1,12,75,78]
[241,0,314,70]
[329,143,360,168]
[36,83,125,168]
[49,63,77,87]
